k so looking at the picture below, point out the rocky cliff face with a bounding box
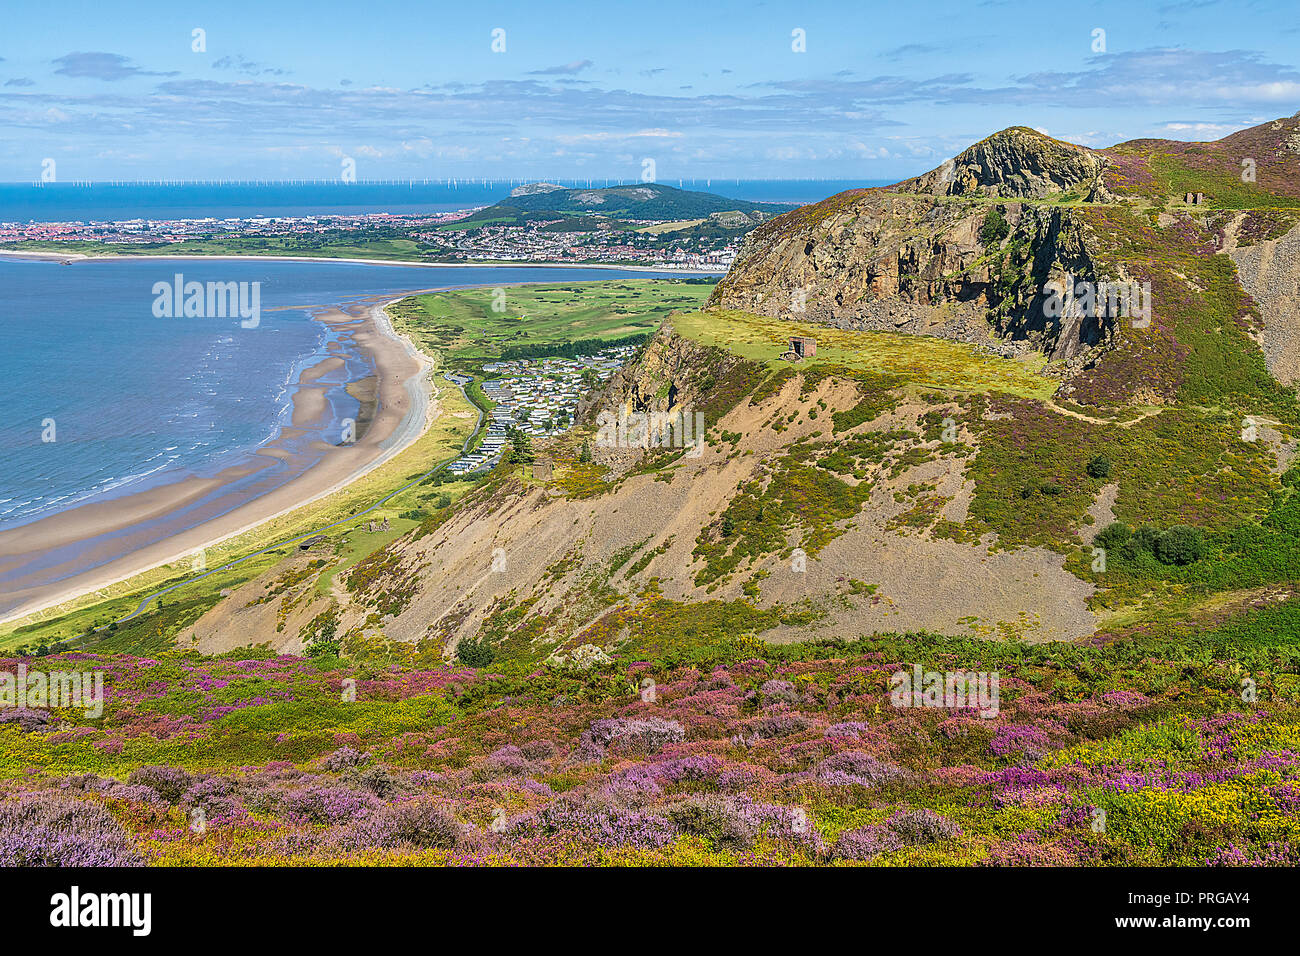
[709,177,1118,369]
[581,323,722,420]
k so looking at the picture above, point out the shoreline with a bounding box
[0,293,435,626]
[0,249,723,274]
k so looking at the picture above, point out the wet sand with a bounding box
[0,294,434,624]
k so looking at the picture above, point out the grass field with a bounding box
[674,308,1056,399]
[387,279,714,366]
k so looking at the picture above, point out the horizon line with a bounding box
[0,176,890,187]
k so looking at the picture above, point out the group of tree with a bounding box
[497,332,649,362]
[506,425,535,464]
[1094,521,1206,566]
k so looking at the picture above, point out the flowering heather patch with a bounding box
[586,716,685,754]
[508,799,678,849]
[0,635,1297,866]
[321,746,372,772]
[812,751,913,787]
[128,765,201,803]
[0,792,144,867]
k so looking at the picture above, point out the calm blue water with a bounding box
[0,257,703,529]
[0,180,882,223]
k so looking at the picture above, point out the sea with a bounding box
[0,179,882,223]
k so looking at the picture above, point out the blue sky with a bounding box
[3,0,1300,182]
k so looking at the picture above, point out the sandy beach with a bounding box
[0,293,435,624]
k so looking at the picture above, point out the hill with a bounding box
[103,116,1299,666]
[453,182,796,230]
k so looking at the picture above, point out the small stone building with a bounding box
[533,458,554,480]
[789,336,817,359]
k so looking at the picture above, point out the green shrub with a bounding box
[1093,521,1131,551]
[1086,454,1112,479]
[979,207,1010,247]
[456,636,495,668]
[1155,525,1205,565]
[1124,525,1163,558]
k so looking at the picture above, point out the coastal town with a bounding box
[0,210,471,245]
[446,221,738,270]
[445,345,636,475]
[0,209,739,270]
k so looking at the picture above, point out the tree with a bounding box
[1086,454,1112,479]
[506,425,535,464]
[979,207,1010,246]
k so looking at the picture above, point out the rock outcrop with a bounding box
[896,127,1112,201]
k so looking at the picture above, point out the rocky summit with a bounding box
[709,116,1300,406]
